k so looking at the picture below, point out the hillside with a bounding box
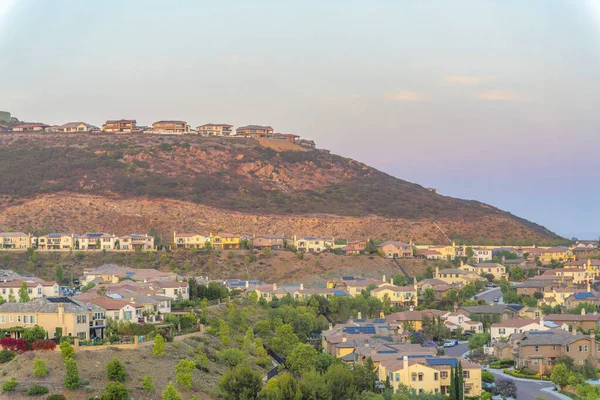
[0,133,562,244]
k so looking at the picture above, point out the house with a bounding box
[118,234,154,251]
[327,276,384,296]
[458,305,505,323]
[370,284,418,306]
[515,330,598,374]
[81,264,178,286]
[11,123,48,132]
[236,125,274,138]
[252,234,285,250]
[377,241,413,258]
[442,311,483,333]
[564,259,600,280]
[0,232,32,250]
[542,268,589,285]
[379,356,482,397]
[416,279,461,300]
[342,240,368,255]
[564,292,600,309]
[88,297,137,323]
[537,247,575,264]
[210,233,240,250]
[503,304,543,320]
[573,240,599,249]
[491,318,547,342]
[37,233,76,250]
[294,237,335,253]
[541,287,591,307]
[196,124,233,136]
[272,133,300,143]
[151,120,189,134]
[572,247,600,259]
[55,122,95,132]
[459,263,507,280]
[426,243,458,260]
[77,233,116,250]
[173,232,210,249]
[0,280,59,303]
[419,250,443,260]
[546,310,600,332]
[0,296,106,340]
[385,309,446,331]
[102,119,137,133]
[434,267,484,285]
[516,280,559,297]
[299,139,316,148]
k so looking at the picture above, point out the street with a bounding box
[444,343,559,400]
[474,287,503,305]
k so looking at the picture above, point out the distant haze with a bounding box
[1,0,599,239]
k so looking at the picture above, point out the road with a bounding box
[444,343,558,400]
[474,287,503,305]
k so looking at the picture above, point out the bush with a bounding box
[31,340,56,351]
[46,395,67,400]
[59,341,74,360]
[153,334,166,357]
[175,360,195,390]
[33,358,48,377]
[489,359,514,369]
[0,349,15,364]
[481,393,492,400]
[0,337,30,352]
[106,358,127,382]
[142,375,154,393]
[27,384,49,396]
[64,358,80,389]
[100,382,129,400]
[503,368,550,381]
[219,348,247,368]
[482,370,495,383]
[2,377,18,392]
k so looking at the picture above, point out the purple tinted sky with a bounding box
[0,0,599,239]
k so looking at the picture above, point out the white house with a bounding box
[442,311,484,333]
[490,317,547,342]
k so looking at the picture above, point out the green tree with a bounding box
[227,251,235,259]
[153,334,167,357]
[220,320,231,346]
[33,358,48,377]
[324,364,355,400]
[64,357,80,389]
[468,332,490,352]
[18,281,30,302]
[175,359,196,390]
[218,364,263,400]
[55,265,64,283]
[423,288,435,303]
[263,247,272,258]
[270,324,300,357]
[551,363,570,390]
[277,373,302,400]
[60,341,75,360]
[106,358,127,382]
[100,382,129,400]
[220,348,247,368]
[299,369,330,400]
[353,357,376,393]
[287,343,318,376]
[142,376,155,393]
[162,382,183,400]
[8,290,16,303]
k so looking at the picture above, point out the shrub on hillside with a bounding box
[0,349,15,364]
[64,358,80,389]
[142,376,154,393]
[0,338,30,352]
[106,358,127,382]
[100,382,129,400]
[46,395,67,400]
[31,340,56,351]
[27,384,49,396]
[33,358,48,377]
[59,341,74,360]
[1,377,18,392]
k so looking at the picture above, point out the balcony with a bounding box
[89,320,106,327]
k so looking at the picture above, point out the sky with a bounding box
[0,0,599,239]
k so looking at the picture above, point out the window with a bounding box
[9,315,12,322]
[23,316,29,324]
[411,373,416,382]
[31,316,35,324]
[27,288,32,294]
[585,345,589,352]
[394,373,399,381]
[1,289,5,294]
[441,371,448,379]
[113,312,119,320]
[463,371,470,378]
[17,315,21,323]
[77,315,87,324]
[418,373,423,381]
[579,359,584,365]
[535,346,539,352]
[0,316,4,323]
[434,389,439,394]
[499,328,505,334]
[553,345,556,351]
[77,332,87,340]
[566,345,570,352]
[418,389,424,394]
[434,373,439,381]
[579,345,583,352]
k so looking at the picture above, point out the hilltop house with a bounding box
[377,241,413,258]
[151,120,189,134]
[11,123,48,132]
[174,232,210,249]
[38,233,76,250]
[0,232,32,250]
[294,237,335,253]
[252,234,286,250]
[102,119,137,133]
[236,125,274,138]
[342,240,368,255]
[210,233,240,250]
[118,234,154,251]
[55,122,95,132]
[196,124,233,136]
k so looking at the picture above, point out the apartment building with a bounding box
[151,120,189,134]
[236,125,274,138]
[0,232,32,249]
[196,124,233,136]
[174,232,210,249]
[0,280,59,303]
[102,119,137,133]
[0,297,106,340]
[379,356,482,397]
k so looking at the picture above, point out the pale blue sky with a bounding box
[1,0,599,239]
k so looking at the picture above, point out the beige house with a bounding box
[56,122,94,132]
[491,318,547,342]
[236,125,274,138]
[0,297,106,340]
[118,234,154,251]
[370,283,418,306]
[434,267,484,285]
[102,119,136,133]
[377,241,413,259]
[88,297,137,323]
[77,233,116,250]
[196,124,233,136]
[294,237,335,253]
[379,356,482,397]
[459,263,507,280]
[151,120,189,134]
[0,232,32,250]
[441,311,483,333]
[37,233,75,250]
[174,232,210,249]
[0,280,59,303]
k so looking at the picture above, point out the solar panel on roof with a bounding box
[529,331,553,335]
[377,350,398,354]
[426,358,459,367]
[46,297,76,304]
[342,276,355,281]
[373,318,385,323]
[332,290,348,296]
[378,326,391,329]
[87,233,102,237]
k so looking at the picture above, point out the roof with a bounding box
[492,318,540,328]
[0,232,28,237]
[87,297,134,310]
[377,240,410,248]
[472,263,504,268]
[460,305,506,314]
[518,280,556,288]
[152,120,186,124]
[546,313,600,322]
[197,123,233,128]
[0,297,104,313]
[519,330,586,346]
[237,125,273,130]
[58,122,92,129]
[371,284,415,294]
[105,119,136,124]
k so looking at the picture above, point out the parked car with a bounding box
[464,331,473,336]
[443,340,457,347]
[486,282,497,288]
[493,297,500,302]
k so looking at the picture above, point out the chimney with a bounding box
[582,308,586,316]
[591,330,596,357]
[245,281,249,289]
[573,327,577,336]
[273,283,277,291]
[383,274,386,283]
[379,310,385,318]
[300,283,304,291]
[403,356,409,384]
[435,266,439,276]
[342,333,347,343]
[588,281,591,292]
[328,323,333,331]
[390,278,394,286]
[370,347,376,355]
[58,303,64,325]
[540,316,544,327]
[409,305,414,312]
[358,311,362,320]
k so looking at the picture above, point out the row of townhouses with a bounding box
[0,232,154,251]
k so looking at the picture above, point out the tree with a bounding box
[218,364,263,400]
[287,343,318,376]
[551,363,570,390]
[175,359,196,390]
[220,320,231,346]
[227,251,235,259]
[153,334,167,357]
[219,348,247,368]
[270,324,300,357]
[18,281,30,302]
[56,265,64,283]
[494,378,517,400]
[106,358,127,382]
[468,332,490,351]
[353,357,376,393]
[142,376,154,393]
[162,382,183,400]
[100,382,129,400]
[324,364,355,400]
[64,357,80,389]
[299,369,330,400]
[33,358,48,377]
[8,290,16,303]
[423,288,435,303]
[60,341,74,359]
[263,247,272,258]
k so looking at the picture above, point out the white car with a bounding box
[443,340,456,348]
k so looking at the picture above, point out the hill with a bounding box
[0,133,563,244]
